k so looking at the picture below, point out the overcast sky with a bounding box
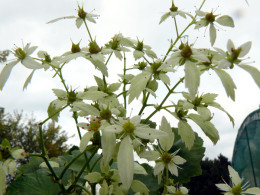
[1,0,260,160]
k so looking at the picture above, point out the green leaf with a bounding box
[215,68,237,101]
[185,62,200,99]
[0,167,6,195]
[1,138,11,148]
[188,114,219,144]
[132,163,162,195]
[239,64,260,88]
[6,170,61,195]
[169,128,205,183]
[178,120,195,150]
[84,172,102,183]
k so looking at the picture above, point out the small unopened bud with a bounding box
[136,61,147,70]
[135,40,144,51]
[44,53,52,63]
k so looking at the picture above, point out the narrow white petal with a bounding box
[135,128,167,140]
[47,16,76,24]
[178,120,195,150]
[244,187,260,194]
[76,18,84,28]
[104,125,123,134]
[210,24,217,46]
[216,15,234,27]
[23,70,36,90]
[159,117,174,151]
[101,130,116,166]
[139,151,160,161]
[118,136,134,190]
[52,89,67,99]
[80,131,94,152]
[227,39,235,53]
[0,60,18,90]
[215,184,232,192]
[154,162,164,175]
[22,56,43,69]
[239,41,252,57]
[228,165,242,186]
[238,64,260,88]
[172,155,186,165]
[168,162,178,176]
[185,62,200,99]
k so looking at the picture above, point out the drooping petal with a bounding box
[185,61,200,99]
[159,12,171,24]
[168,161,178,176]
[118,136,134,190]
[80,131,94,152]
[0,60,18,90]
[238,64,260,88]
[215,68,237,101]
[154,162,164,175]
[178,120,195,150]
[23,70,36,90]
[194,19,208,29]
[209,23,217,46]
[101,130,116,166]
[77,91,107,101]
[47,16,76,24]
[52,88,67,99]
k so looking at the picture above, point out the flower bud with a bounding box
[136,61,147,70]
[78,6,87,19]
[44,53,51,63]
[135,40,144,51]
[180,44,192,58]
[67,90,77,104]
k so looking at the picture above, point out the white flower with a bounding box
[159,1,192,24]
[139,117,186,176]
[167,186,189,195]
[132,39,157,60]
[0,43,44,91]
[195,10,234,46]
[47,4,99,28]
[104,115,167,190]
[216,165,260,195]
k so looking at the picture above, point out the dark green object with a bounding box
[232,108,260,187]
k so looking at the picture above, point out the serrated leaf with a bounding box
[215,68,236,101]
[216,15,234,27]
[178,120,195,150]
[239,64,260,87]
[118,136,134,190]
[185,62,200,99]
[23,70,35,90]
[188,114,219,144]
[209,23,216,46]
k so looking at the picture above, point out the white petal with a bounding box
[130,115,141,125]
[72,102,100,116]
[178,120,195,150]
[210,24,217,46]
[77,91,107,101]
[135,128,168,140]
[22,56,43,69]
[215,184,232,192]
[154,162,164,175]
[185,61,200,99]
[244,187,260,194]
[104,125,123,134]
[76,18,84,28]
[228,165,242,186]
[0,60,18,90]
[133,50,144,60]
[80,131,94,152]
[239,41,252,57]
[168,161,178,176]
[216,15,234,27]
[195,20,208,29]
[133,162,148,175]
[118,136,134,190]
[159,12,171,24]
[47,16,76,24]
[172,155,186,165]
[159,117,174,151]
[159,73,170,85]
[227,39,235,53]
[52,88,67,99]
[218,59,232,69]
[238,64,260,88]
[139,151,160,161]
[101,130,116,166]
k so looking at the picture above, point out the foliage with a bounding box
[184,154,230,195]
[1,0,260,194]
[0,110,70,158]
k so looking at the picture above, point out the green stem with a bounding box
[144,77,184,123]
[174,17,179,37]
[138,92,150,115]
[143,55,150,64]
[123,52,127,110]
[83,19,93,42]
[73,184,92,195]
[41,104,69,125]
[162,0,206,62]
[67,147,99,193]
[59,148,88,180]
[103,52,113,86]
[73,111,82,140]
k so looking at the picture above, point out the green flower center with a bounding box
[151,61,162,74]
[135,41,144,51]
[232,184,242,195]
[71,42,81,53]
[205,12,216,23]
[87,117,101,132]
[123,121,135,134]
[67,91,77,104]
[100,108,112,120]
[78,7,87,19]
[89,41,101,54]
[14,48,26,60]
[230,47,241,61]
[44,53,51,63]
[170,5,178,12]
[162,152,172,164]
[180,45,192,58]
